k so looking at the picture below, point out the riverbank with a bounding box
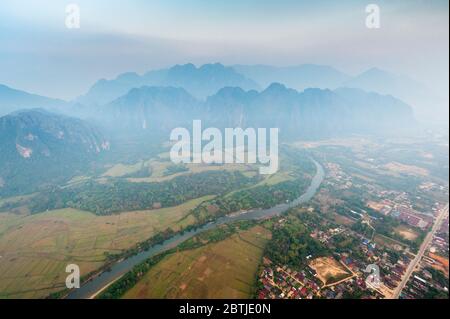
[66,159,324,299]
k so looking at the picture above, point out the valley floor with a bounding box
[122,226,271,299]
[0,197,210,298]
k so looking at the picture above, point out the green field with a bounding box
[126,160,257,183]
[123,226,271,299]
[102,161,149,178]
[0,148,312,298]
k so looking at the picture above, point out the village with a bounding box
[257,155,449,300]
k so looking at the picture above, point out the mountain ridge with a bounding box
[97,83,416,139]
[73,63,444,124]
[0,84,66,117]
[77,63,260,105]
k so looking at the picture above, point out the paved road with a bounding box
[392,203,449,299]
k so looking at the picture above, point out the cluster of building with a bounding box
[260,158,449,299]
[366,190,436,230]
[419,181,447,193]
[310,226,346,244]
[401,268,448,299]
[257,261,321,299]
[336,231,413,298]
[380,255,411,292]
[319,276,377,299]
[324,163,353,190]
[402,211,449,299]
[307,211,420,299]
[257,251,383,299]
[424,216,449,275]
[257,214,393,299]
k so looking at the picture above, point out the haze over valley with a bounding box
[0,0,448,301]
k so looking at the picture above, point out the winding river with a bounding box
[66,160,325,299]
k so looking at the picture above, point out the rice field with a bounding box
[0,196,212,299]
[123,226,271,299]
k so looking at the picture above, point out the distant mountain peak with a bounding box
[168,63,230,74]
[262,83,297,96]
[116,72,141,82]
[303,87,333,95]
[233,64,351,92]
[126,85,190,95]
[207,87,258,105]
[199,62,226,70]
[0,84,66,117]
[215,86,248,96]
[266,82,287,90]
[170,63,197,72]
[78,63,260,105]
[356,67,393,79]
[0,83,13,91]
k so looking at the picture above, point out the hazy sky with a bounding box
[0,0,448,100]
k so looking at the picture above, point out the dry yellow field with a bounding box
[383,162,429,177]
[126,160,256,183]
[309,257,352,286]
[123,226,271,299]
[0,196,212,299]
[102,161,148,177]
[331,213,357,226]
[394,225,420,241]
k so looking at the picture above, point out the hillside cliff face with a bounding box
[0,109,109,196]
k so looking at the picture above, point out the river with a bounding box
[66,159,325,299]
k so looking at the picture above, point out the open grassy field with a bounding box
[123,225,271,299]
[69,157,256,185]
[383,162,430,177]
[0,196,212,299]
[102,161,149,177]
[126,160,257,183]
[394,225,420,241]
[374,234,408,251]
[331,213,357,227]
